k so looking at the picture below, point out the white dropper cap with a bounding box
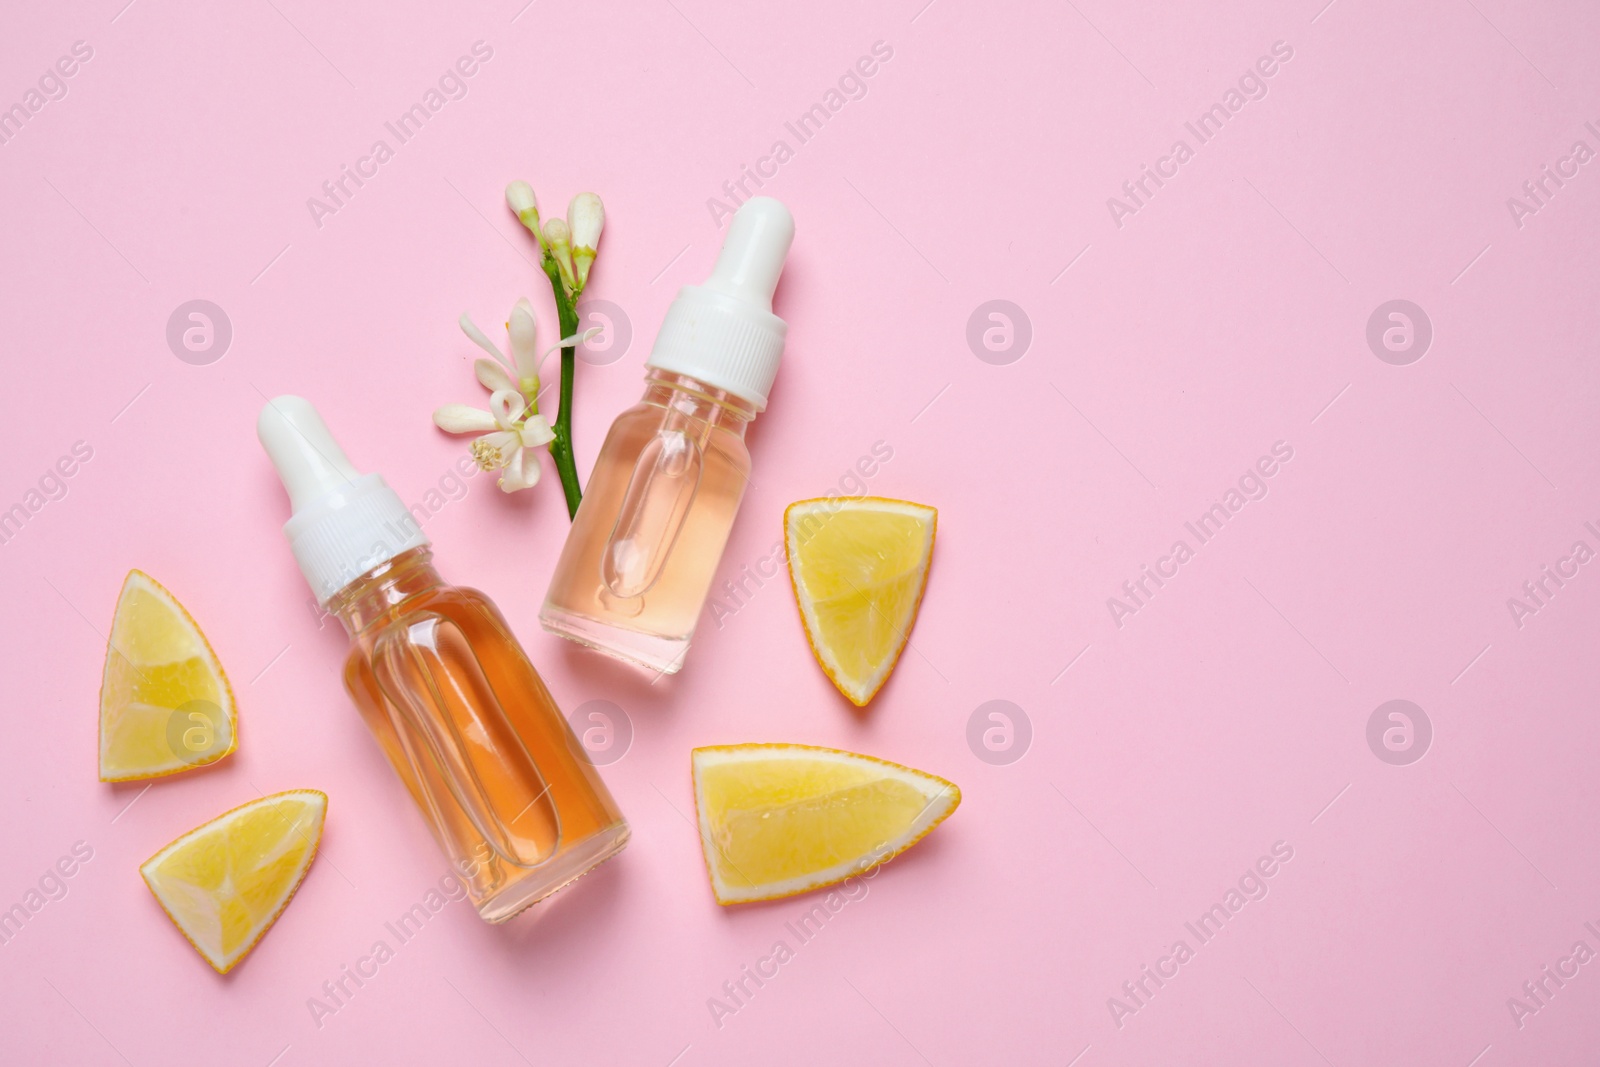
[257,396,427,605]
[646,197,794,410]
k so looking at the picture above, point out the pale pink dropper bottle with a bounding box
[540,197,795,674]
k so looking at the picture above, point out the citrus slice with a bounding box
[99,570,236,782]
[691,744,959,905]
[784,497,937,706]
[140,790,327,974]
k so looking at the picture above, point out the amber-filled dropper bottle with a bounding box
[258,396,627,922]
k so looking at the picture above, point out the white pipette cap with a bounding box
[645,197,795,410]
[257,396,428,604]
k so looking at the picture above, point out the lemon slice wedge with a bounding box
[692,744,959,905]
[140,790,326,974]
[99,570,236,782]
[784,497,936,706]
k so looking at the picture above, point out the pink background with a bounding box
[3,0,1599,1063]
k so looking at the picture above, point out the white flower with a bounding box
[568,192,604,288]
[455,297,540,399]
[434,389,555,492]
[432,299,603,493]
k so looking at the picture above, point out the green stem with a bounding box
[542,257,583,519]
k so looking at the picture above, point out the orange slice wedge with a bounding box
[99,570,236,782]
[140,790,326,974]
[784,497,936,706]
[692,744,959,905]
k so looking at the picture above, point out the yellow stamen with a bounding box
[471,439,504,471]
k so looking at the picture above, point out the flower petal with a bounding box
[533,327,605,377]
[549,326,603,353]
[488,389,527,430]
[499,448,542,491]
[459,313,511,368]
[509,298,539,384]
[474,358,516,394]
[433,404,497,433]
[519,413,556,448]
[519,448,544,484]
[494,448,527,490]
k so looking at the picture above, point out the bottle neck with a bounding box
[328,546,443,637]
[642,370,756,436]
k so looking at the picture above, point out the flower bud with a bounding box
[543,217,577,290]
[569,192,604,288]
[568,193,603,250]
[505,181,539,228]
